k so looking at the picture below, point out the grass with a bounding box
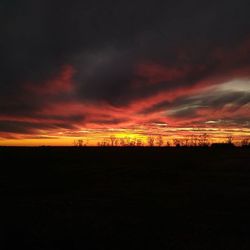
[0,147,250,249]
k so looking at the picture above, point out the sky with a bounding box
[1,0,250,146]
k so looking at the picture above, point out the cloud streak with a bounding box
[1,0,250,144]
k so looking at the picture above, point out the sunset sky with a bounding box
[1,0,250,146]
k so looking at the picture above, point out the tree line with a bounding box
[73,134,250,147]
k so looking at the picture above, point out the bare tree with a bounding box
[104,138,110,146]
[241,138,250,147]
[124,137,131,146]
[74,139,84,147]
[173,138,181,147]
[110,135,116,147]
[114,138,119,146]
[184,138,190,147]
[227,135,233,144]
[136,138,143,147]
[190,134,198,147]
[147,136,155,147]
[198,133,209,147]
[99,138,110,146]
[129,138,136,146]
[156,135,163,147]
[120,138,125,147]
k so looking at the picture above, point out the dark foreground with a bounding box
[1,147,250,250]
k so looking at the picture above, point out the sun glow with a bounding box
[1,126,250,146]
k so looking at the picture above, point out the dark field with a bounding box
[1,147,250,250]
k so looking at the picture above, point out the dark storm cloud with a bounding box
[0,114,84,135]
[1,0,171,89]
[1,0,250,134]
[0,121,37,134]
[73,0,250,105]
[0,120,75,134]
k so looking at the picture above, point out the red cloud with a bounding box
[2,39,250,144]
[27,65,75,95]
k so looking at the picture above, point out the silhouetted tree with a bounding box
[99,138,110,146]
[147,136,155,147]
[136,138,143,147]
[190,134,198,147]
[129,138,136,146]
[198,133,209,147]
[227,135,233,144]
[184,138,190,147]
[156,135,163,147]
[120,138,125,147]
[114,138,119,146]
[124,137,131,146]
[173,138,181,147]
[241,138,250,147]
[110,135,116,146]
[74,139,84,147]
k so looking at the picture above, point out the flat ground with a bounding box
[0,147,250,250]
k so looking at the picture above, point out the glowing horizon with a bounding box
[1,2,250,146]
[1,125,250,146]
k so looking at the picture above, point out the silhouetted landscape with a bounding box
[2,0,250,249]
[1,146,250,249]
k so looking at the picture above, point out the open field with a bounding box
[1,147,250,249]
